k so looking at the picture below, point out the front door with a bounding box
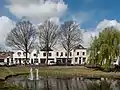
[31,59,34,64]
[41,59,45,64]
[7,58,9,65]
[62,58,66,64]
[79,57,81,64]
[19,58,21,65]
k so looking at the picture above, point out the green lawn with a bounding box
[0,66,29,79]
[0,66,119,80]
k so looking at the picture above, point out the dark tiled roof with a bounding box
[74,45,86,50]
[0,55,9,59]
[0,52,13,59]
[41,47,53,51]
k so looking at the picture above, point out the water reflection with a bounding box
[7,76,120,90]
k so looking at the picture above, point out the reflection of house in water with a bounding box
[11,44,87,65]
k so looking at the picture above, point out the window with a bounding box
[15,58,17,60]
[17,52,21,56]
[7,58,9,61]
[34,54,36,56]
[8,54,11,56]
[77,52,79,55]
[61,52,63,56]
[0,59,4,62]
[23,52,26,56]
[34,59,38,63]
[56,52,59,56]
[83,52,85,55]
[75,58,78,62]
[65,52,67,56]
[11,58,13,63]
[41,59,46,63]
[49,53,52,56]
[43,53,46,56]
[83,58,86,62]
[70,52,72,56]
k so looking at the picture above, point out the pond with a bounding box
[6,75,120,90]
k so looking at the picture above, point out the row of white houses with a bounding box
[0,45,87,66]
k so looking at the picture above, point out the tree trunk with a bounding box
[45,51,49,65]
[72,49,75,65]
[25,46,28,66]
[66,49,70,66]
[25,51,28,66]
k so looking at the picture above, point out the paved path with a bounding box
[24,65,88,69]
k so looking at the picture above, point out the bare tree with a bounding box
[60,20,82,65]
[38,20,59,64]
[6,20,36,65]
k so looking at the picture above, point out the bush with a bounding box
[85,64,100,68]
[101,65,115,72]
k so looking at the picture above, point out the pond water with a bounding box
[6,76,120,90]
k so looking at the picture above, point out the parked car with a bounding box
[48,61,56,66]
[0,62,5,66]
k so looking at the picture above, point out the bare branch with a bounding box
[60,20,83,65]
[37,20,59,64]
[6,20,36,64]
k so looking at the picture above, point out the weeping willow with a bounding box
[88,27,120,68]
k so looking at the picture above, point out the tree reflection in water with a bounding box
[6,76,120,90]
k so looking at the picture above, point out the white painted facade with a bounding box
[1,56,13,65]
[0,52,14,66]
[13,50,30,65]
[12,45,87,65]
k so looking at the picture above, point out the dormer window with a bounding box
[17,52,21,56]
[60,52,63,56]
[23,52,26,56]
[8,54,10,56]
[34,54,37,56]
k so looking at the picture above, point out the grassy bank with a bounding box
[0,66,29,80]
[0,66,120,80]
[38,66,120,79]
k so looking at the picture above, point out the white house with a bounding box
[13,50,30,65]
[11,45,87,65]
[0,52,14,65]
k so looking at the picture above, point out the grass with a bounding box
[38,66,120,79]
[0,66,29,80]
[0,66,120,80]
